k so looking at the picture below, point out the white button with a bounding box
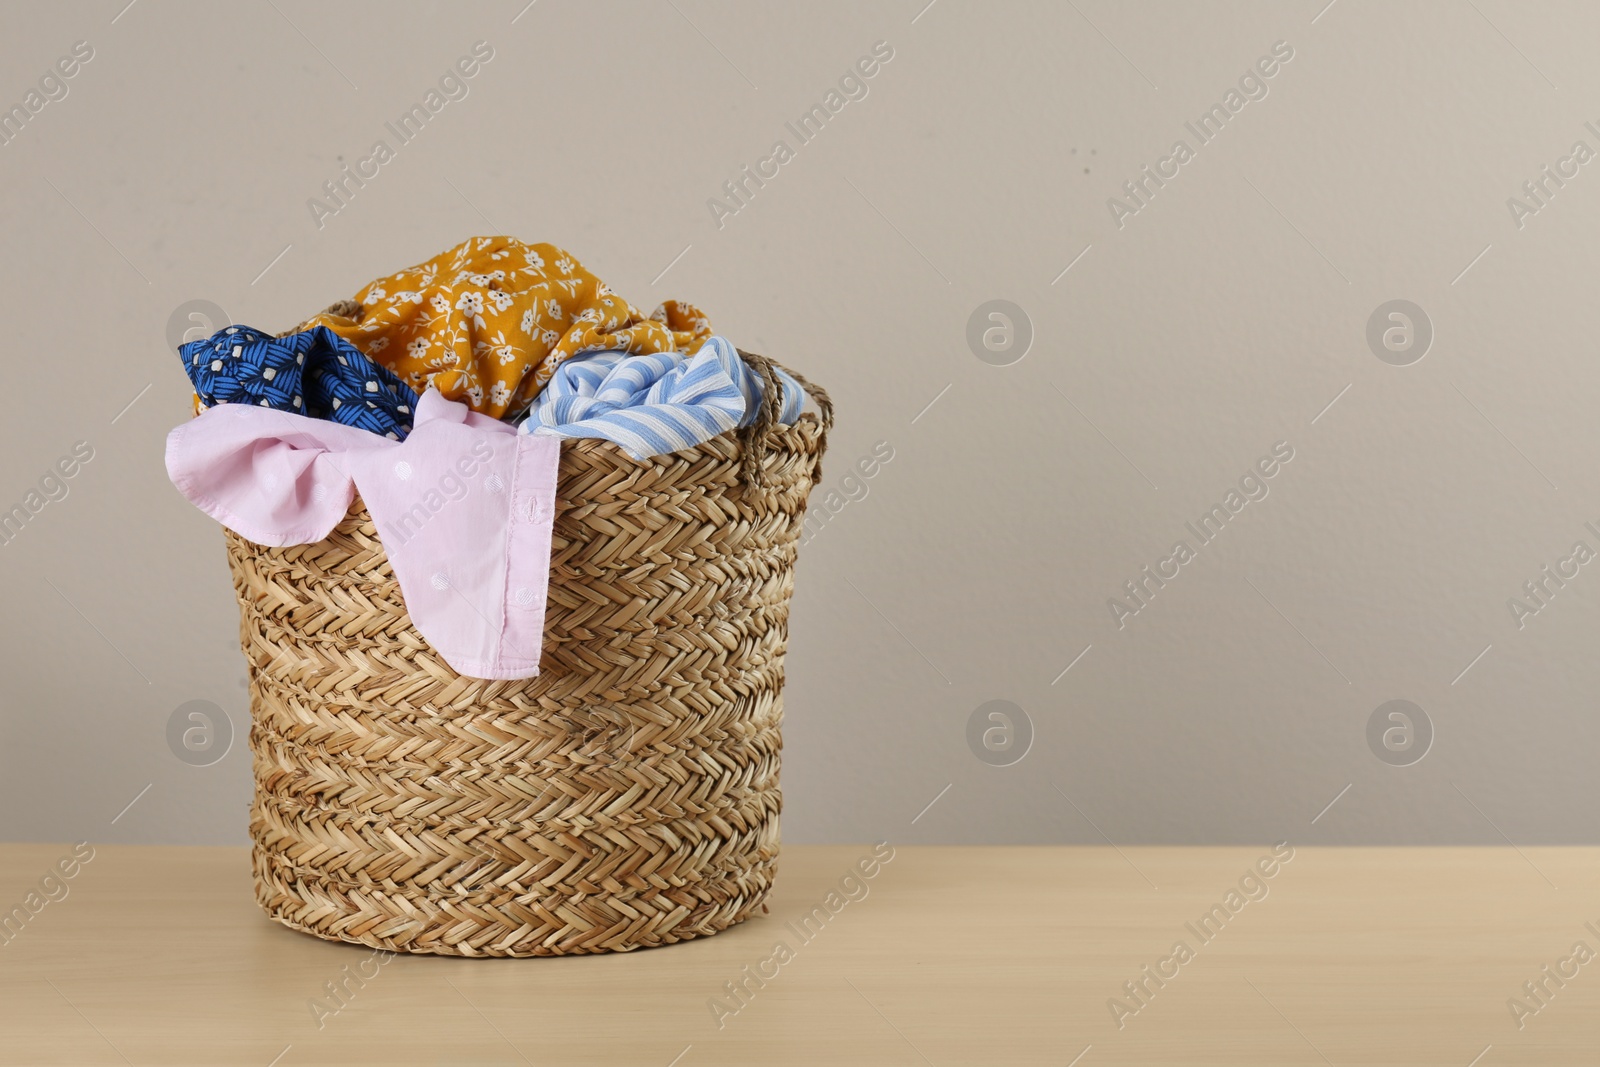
[514,587,538,607]
[394,461,412,480]
[431,573,450,590]
[484,474,505,494]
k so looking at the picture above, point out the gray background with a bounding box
[2,0,1594,847]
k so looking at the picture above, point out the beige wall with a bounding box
[3,0,1596,845]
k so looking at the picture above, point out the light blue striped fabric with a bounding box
[518,335,807,460]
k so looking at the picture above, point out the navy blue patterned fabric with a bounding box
[178,325,418,439]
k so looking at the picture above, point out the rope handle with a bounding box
[736,349,832,495]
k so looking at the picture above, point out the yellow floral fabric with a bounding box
[298,236,712,420]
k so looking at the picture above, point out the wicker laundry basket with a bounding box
[223,351,830,957]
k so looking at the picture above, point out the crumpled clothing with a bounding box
[291,235,714,420]
[519,336,806,460]
[165,389,560,680]
[179,325,420,439]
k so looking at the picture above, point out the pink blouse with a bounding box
[166,389,560,680]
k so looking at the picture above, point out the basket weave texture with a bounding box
[224,353,829,956]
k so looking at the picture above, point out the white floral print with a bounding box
[299,237,714,420]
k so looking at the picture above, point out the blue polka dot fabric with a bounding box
[178,325,418,440]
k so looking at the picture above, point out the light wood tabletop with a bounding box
[0,842,1596,1065]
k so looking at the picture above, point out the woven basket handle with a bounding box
[736,349,832,494]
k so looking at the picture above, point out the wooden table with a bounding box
[1,843,1595,1065]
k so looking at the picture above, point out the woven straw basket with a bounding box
[223,351,831,957]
